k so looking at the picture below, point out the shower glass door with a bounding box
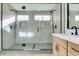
[2,3,54,50]
[14,13,53,50]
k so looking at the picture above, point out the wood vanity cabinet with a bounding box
[53,36,79,56]
[53,36,67,56]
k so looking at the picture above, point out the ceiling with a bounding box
[11,4,57,11]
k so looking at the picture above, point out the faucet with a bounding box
[71,26,78,35]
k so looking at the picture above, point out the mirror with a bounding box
[67,3,79,29]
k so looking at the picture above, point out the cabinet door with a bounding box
[53,40,60,56]
[53,36,67,49]
[58,44,67,56]
[53,40,67,56]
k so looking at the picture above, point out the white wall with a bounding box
[0,3,1,51]
[53,4,61,33]
[52,3,67,34]
[16,11,52,44]
[61,4,65,33]
[3,4,16,49]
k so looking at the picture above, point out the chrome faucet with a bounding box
[71,26,78,35]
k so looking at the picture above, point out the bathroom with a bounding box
[0,3,61,52]
[0,3,79,56]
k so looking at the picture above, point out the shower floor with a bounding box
[9,43,52,50]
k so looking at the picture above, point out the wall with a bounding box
[16,11,53,44]
[61,4,65,33]
[3,4,16,49]
[53,4,61,33]
[0,3,1,51]
[52,3,67,34]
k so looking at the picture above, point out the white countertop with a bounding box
[52,33,79,45]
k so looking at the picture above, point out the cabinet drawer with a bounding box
[68,42,79,56]
[53,36,67,49]
[53,40,60,56]
[58,43,67,56]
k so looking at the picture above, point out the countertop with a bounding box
[52,33,79,45]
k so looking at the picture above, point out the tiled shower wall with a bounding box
[0,3,1,51]
[16,11,53,44]
[3,4,16,49]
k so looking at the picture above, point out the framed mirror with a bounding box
[67,3,79,29]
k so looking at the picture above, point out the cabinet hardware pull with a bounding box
[71,48,79,53]
[56,45,58,52]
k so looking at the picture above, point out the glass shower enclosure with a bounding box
[2,3,56,50]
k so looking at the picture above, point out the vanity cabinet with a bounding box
[53,35,79,56]
[53,36,67,56]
